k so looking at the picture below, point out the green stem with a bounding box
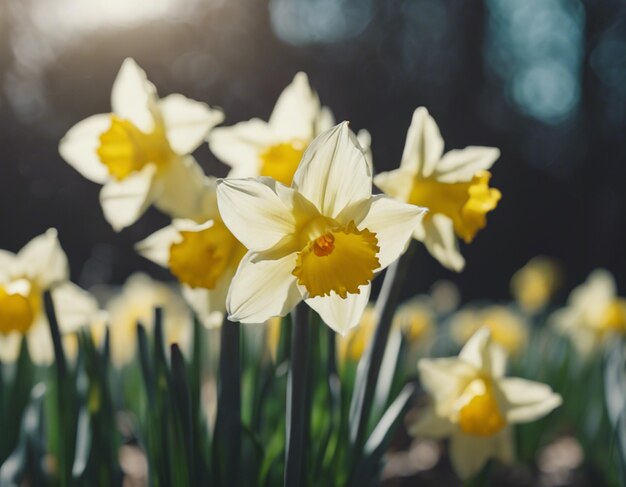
[284,303,311,487]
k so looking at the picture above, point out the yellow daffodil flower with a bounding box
[374,107,501,272]
[410,329,562,480]
[551,270,626,357]
[511,256,562,313]
[106,273,192,366]
[209,72,371,186]
[393,298,435,345]
[216,122,426,334]
[0,229,99,364]
[59,58,224,231]
[136,178,247,329]
[450,306,529,355]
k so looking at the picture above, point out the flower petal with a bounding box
[111,58,157,133]
[51,282,100,333]
[499,378,562,423]
[358,195,426,270]
[449,431,502,480]
[100,165,156,231]
[216,177,297,252]
[58,114,112,184]
[400,107,444,178]
[435,146,501,183]
[269,72,320,141]
[305,284,371,335]
[17,229,69,289]
[226,250,302,323]
[182,278,229,329]
[0,333,22,363]
[27,318,55,366]
[135,221,195,268]
[422,214,465,272]
[418,357,476,417]
[152,155,208,220]
[373,168,414,202]
[208,119,279,175]
[459,328,507,377]
[292,122,371,218]
[159,93,224,155]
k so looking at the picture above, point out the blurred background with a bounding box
[0,0,624,303]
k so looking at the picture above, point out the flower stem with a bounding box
[284,303,311,487]
[349,240,417,451]
[215,319,241,487]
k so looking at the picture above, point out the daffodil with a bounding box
[216,122,426,334]
[374,107,501,271]
[511,256,561,313]
[209,72,371,187]
[337,304,377,362]
[0,229,100,364]
[59,58,224,231]
[136,178,246,329]
[409,329,562,480]
[450,305,529,355]
[106,273,192,366]
[393,297,435,345]
[551,270,626,357]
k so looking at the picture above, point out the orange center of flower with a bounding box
[259,141,306,186]
[599,299,626,334]
[0,280,41,335]
[292,220,380,299]
[97,114,174,181]
[409,170,501,243]
[168,221,246,289]
[457,378,506,437]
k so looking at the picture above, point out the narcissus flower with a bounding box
[217,122,426,334]
[551,270,626,357]
[136,179,246,329]
[106,273,192,367]
[511,256,562,314]
[410,329,562,480]
[450,305,529,355]
[0,229,100,364]
[393,297,435,345]
[59,58,224,231]
[209,72,371,187]
[374,107,501,271]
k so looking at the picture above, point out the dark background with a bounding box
[0,0,624,304]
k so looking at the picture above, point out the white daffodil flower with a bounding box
[374,107,501,272]
[216,122,426,334]
[551,270,626,357]
[0,229,100,365]
[59,58,224,231]
[106,273,192,367]
[135,178,246,329]
[209,72,371,187]
[410,328,562,480]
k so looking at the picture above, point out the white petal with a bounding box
[0,333,22,363]
[100,165,156,231]
[435,146,500,183]
[408,406,455,438]
[17,229,69,288]
[269,72,320,141]
[358,195,426,270]
[373,168,414,202]
[422,214,465,272]
[458,328,507,377]
[182,279,229,329]
[51,282,100,333]
[208,119,279,174]
[449,432,500,480]
[292,122,371,218]
[305,284,371,335]
[400,107,444,178]
[152,155,208,219]
[227,250,302,323]
[159,93,224,155]
[216,178,297,252]
[135,224,183,268]
[111,58,157,133]
[27,318,55,366]
[499,378,562,423]
[58,114,112,184]
[418,357,476,416]
[316,106,335,134]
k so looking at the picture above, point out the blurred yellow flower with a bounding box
[59,58,223,231]
[0,229,100,365]
[511,257,561,313]
[209,72,371,186]
[450,306,529,355]
[551,269,626,356]
[374,107,501,272]
[410,329,562,480]
[337,305,377,363]
[106,273,192,367]
[393,298,434,344]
